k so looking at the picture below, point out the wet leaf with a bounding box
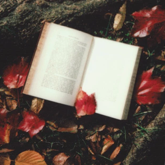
[18,111,45,137]
[31,98,44,114]
[52,153,69,165]
[3,57,29,89]
[134,68,165,104]
[15,150,47,165]
[101,135,114,155]
[113,1,126,31]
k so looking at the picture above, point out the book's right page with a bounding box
[81,37,141,120]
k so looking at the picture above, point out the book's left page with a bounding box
[23,23,93,106]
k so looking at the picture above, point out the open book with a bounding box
[23,22,142,120]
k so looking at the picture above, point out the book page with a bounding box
[81,37,141,119]
[23,23,93,106]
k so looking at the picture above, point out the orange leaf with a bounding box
[110,144,122,160]
[0,123,11,145]
[0,154,11,165]
[15,150,47,165]
[101,135,114,155]
[52,153,69,165]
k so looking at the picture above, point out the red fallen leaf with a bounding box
[0,108,8,120]
[3,57,29,89]
[18,111,45,137]
[7,110,20,139]
[134,68,165,105]
[131,6,165,45]
[75,90,96,117]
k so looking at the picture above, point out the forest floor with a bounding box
[1,1,165,165]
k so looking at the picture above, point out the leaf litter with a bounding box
[1,2,165,165]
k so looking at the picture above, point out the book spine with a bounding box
[23,22,51,94]
[122,48,142,120]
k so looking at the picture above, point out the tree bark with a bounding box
[123,104,165,165]
[0,0,123,43]
[0,0,159,43]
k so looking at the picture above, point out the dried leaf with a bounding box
[134,68,165,104]
[113,1,127,31]
[135,106,141,114]
[18,111,45,137]
[6,99,17,111]
[52,153,69,165]
[15,150,47,165]
[47,121,58,131]
[110,144,122,160]
[131,6,165,45]
[0,109,19,143]
[116,37,123,42]
[3,57,29,89]
[74,154,82,165]
[87,146,95,155]
[0,154,11,165]
[98,125,106,132]
[113,128,120,132]
[0,148,14,153]
[47,121,78,133]
[86,132,98,142]
[75,90,96,117]
[0,122,11,145]
[101,135,114,155]
[57,125,78,133]
[113,162,121,165]
[31,98,44,114]
[78,125,84,130]
[5,90,17,111]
